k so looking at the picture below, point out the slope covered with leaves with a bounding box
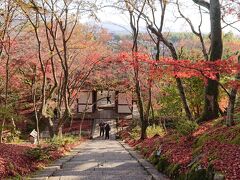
[119,117,240,180]
[0,136,84,179]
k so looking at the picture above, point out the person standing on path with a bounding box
[99,121,105,137]
[105,123,111,139]
[106,95,111,104]
[106,91,111,104]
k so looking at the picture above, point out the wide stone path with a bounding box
[32,119,166,180]
[49,139,152,180]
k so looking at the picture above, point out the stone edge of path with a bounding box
[27,141,87,180]
[118,140,169,180]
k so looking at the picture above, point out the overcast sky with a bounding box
[83,0,240,35]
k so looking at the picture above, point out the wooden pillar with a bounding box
[115,91,119,113]
[77,98,79,113]
[93,90,97,112]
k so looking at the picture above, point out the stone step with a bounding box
[61,161,144,169]
[61,159,136,165]
[58,166,145,172]
[49,175,152,180]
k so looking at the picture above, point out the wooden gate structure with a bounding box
[74,90,133,120]
[40,90,133,138]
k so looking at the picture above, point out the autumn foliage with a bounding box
[119,118,240,179]
[0,138,84,179]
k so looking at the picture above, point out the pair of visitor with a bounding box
[99,121,111,139]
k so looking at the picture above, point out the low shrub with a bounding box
[147,125,164,137]
[156,156,169,172]
[194,133,209,148]
[130,126,141,140]
[149,154,159,165]
[25,146,53,161]
[165,163,180,178]
[26,135,78,161]
[153,154,181,179]
[175,120,198,136]
[187,163,215,180]
[47,135,77,148]
[3,130,21,143]
[231,134,240,145]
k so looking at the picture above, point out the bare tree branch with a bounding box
[192,0,210,10]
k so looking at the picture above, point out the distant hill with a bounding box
[100,22,130,35]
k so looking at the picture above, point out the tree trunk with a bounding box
[148,25,193,121]
[199,78,219,121]
[0,39,10,143]
[79,92,91,139]
[198,0,223,122]
[226,56,240,126]
[135,79,147,140]
[0,120,5,143]
[125,2,149,140]
[141,118,148,140]
[32,66,40,144]
[47,118,55,138]
[227,90,237,126]
[146,81,152,124]
[176,78,193,120]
